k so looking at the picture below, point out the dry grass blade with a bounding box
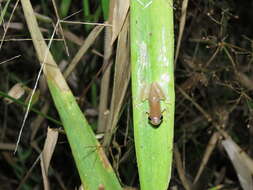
[2,38,63,42]
[194,132,220,183]
[103,14,130,148]
[194,107,229,183]
[60,20,110,26]
[174,145,192,190]
[97,47,112,133]
[97,0,115,133]
[63,30,84,46]
[0,143,16,150]
[63,25,104,79]
[111,0,130,45]
[222,137,253,190]
[174,0,189,66]
[40,128,59,190]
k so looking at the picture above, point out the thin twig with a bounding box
[0,55,21,65]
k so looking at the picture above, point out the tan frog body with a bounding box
[141,82,165,126]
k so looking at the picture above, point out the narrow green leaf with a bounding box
[130,0,175,189]
[47,81,122,189]
[82,0,92,31]
[101,0,110,20]
[60,0,72,17]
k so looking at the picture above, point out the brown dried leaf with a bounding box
[4,83,25,104]
[103,14,130,147]
[111,0,129,44]
[40,128,59,190]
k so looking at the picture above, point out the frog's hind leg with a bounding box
[151,82,166,100]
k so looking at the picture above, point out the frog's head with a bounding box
[148,115,163,126]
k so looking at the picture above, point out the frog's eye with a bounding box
[160,115,163,120]
[148,116,152,121]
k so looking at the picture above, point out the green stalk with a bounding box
[20,0,122,189]
[130,0,175,189]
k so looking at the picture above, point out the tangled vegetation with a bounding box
[0,0,252,189]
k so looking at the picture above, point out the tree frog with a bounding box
[141,82,166,126]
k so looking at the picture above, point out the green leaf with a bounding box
[130,0,175,189]
[20,0,122,189]
[60,0,72,17]
[101,0,110,20]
